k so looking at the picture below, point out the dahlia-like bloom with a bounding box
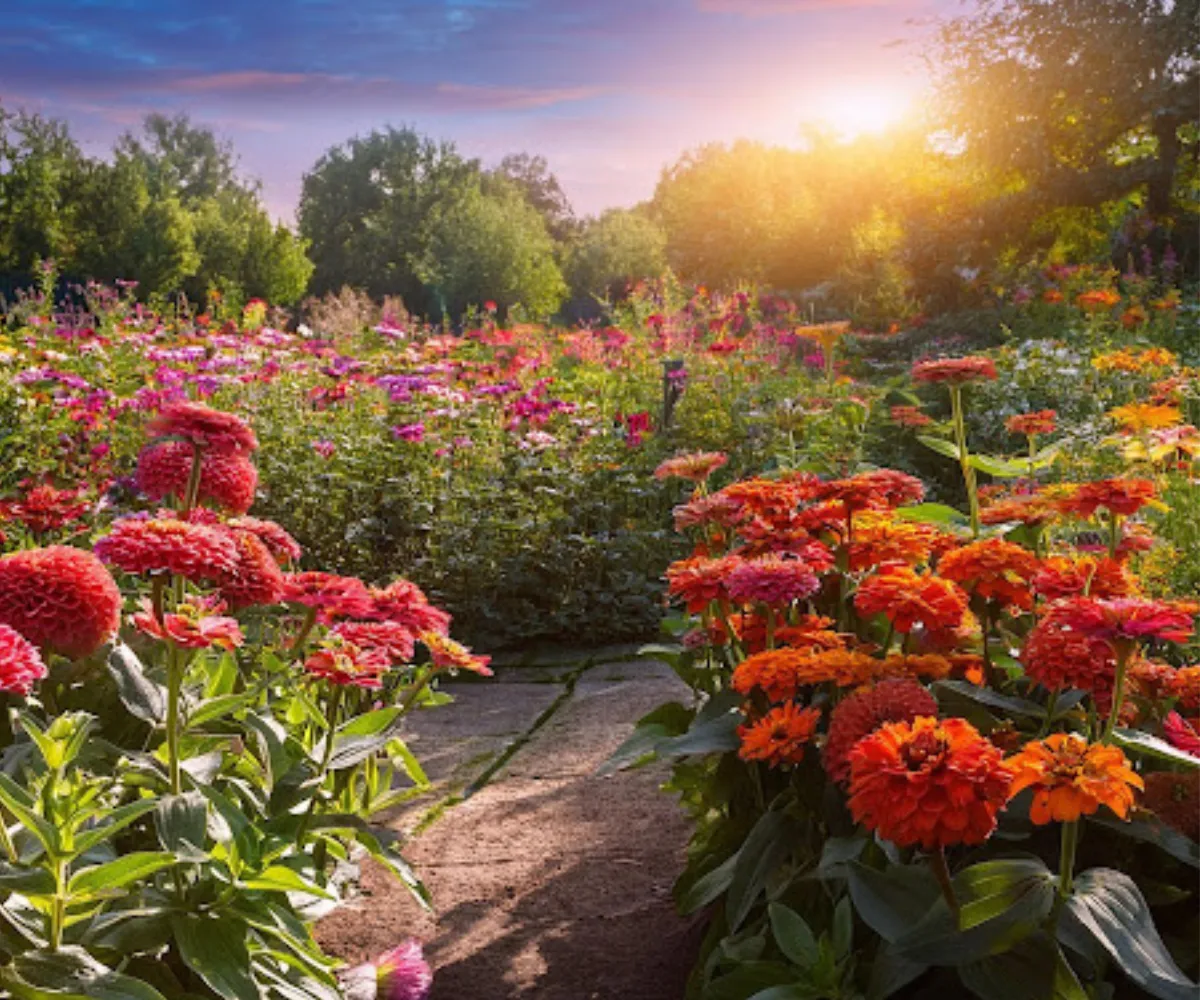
[147,402,257,455]
[881,653,954,681]
[848,716,1012,849]
[1125,659,1179,706]
[666,555,739,613]
[0,625,48,695]
[1032,555,1139,602]
[1043,597,1196,647]
[281,572,374,622]
[217,529,285,610]
[726,555,821,607]
[1056,478,1156,518]
[1005,410,1057,437]
[95,516,239,582]
[937,538,1039,611]
[368,579,452,637]
[823,679,937,784]
[1162,712,1200,759]
[226,516,303,564]
[1022,615,1116,704]
[136,440,258,514]
[0,546,121,659]
[654,451,728,483]
[377,940,433,1000]
[304,636,391,689]
[737,702,821,767]
[732,648,808,702]
[979,496,1056,528]
[132,598,243,651]
[911,356,998,385]
[1108,403,1182,433]
[776,615,845,653]
[1,483,89,535]
[332,621,416,664]
[420,631,492,676]
[849,470,925,508]
[848,512,941,571]
[718,478,814,521]
[1172,666,1200,714]
[1092,346,1176,374]
[1006,733,1142,824]
[816,470,923,517]
[673,493,743,533]
[1142,771,1199,840]
[855,565,968,635]
[734,648,886,697]
[890,405,932,428]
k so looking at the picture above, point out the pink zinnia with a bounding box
[136,440,258,514]
[1163,712,1200,760]
[392,423,425,443]
[0,625,48,695]
[725,555,821,607]
[94,517,239,583]
[282,572,374,622]
[147,402,257,455]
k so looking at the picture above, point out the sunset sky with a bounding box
[2,0,958,219]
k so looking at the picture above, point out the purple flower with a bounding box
[392,423,425,443]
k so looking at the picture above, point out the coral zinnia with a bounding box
[132,598,243,651]
[1032,555,1139,602]
[1056,478,1156,519]
[1006,734,1142,824]
[911,356,998,385]
[1005,410,1057,437]
[0,625,48,695]
[823,679,937,784]
[0,546,121,659]
[854,565,968,635]
[666,555,739,613]
[420,631,493,676]
[1,483,90,536]
[1162,712,1200,759]
[1172,666,1200,714]
[281,572,374,623]
[332,621,416,664]
[890,405,932,428]
[847,716,1012,849]
[937,538,1039,611]
[147,402,258,455]
[94,516,239,582]
[1141,771,1199,840]
[726,555,821,607]
[848,512,941,571]
[369,579,452,636]
[979,496,1056,528]
[376,940,433,1000]
[226,516,302,565]
[738,702,821,767]
[654,451,728,483]
[304,637,391,689]
[1043,597,1195,647]
[217,529,285,610]
[136,440,259,515]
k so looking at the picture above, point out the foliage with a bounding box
[565,208,669,304]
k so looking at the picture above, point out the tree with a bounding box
[935,0,1200,252]
[566,209,667,301]
[489,153,576,240]
[415,182,567,320]
[299,127,480,311]
[116,113,239,204]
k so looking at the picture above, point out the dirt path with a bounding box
[318,655,699,999]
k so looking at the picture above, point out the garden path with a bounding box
[318,652,700,999]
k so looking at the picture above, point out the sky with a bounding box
[0,0,959,221]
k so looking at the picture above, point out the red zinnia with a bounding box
[332,621,416,664]
[136,441,258,514]
[1005,411,1057,437]
[1162,712,1200,760]
[148,402,257,455]
[0,546,121,659]
[226,517,303,565]
[95,516,239,582]
[1057,479,1156,519]
[912,356,997,385]
[666,555,739,613]
[132,598,243,651]
[823,679,937,784]
[367,579,452,636]
[217,529,285,610]
[1044,597,1195,647]
[304,637,391,689]
[1022,615,1117,705]
[282,572,374,623]
[1032,555,1139,602]
[0,625,48,695]
[848,716,1012,849]
[1,484,90,535]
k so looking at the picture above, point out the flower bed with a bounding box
[609,351,1199,999]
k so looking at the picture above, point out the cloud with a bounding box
[697,0,902,12]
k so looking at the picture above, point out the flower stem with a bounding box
[50,857,66,951]
[929,849,960,922]
[1107,511,1122,560]
[166,642,184,795]
[1102,644,1133,743]
[289,606,319,663]
[0,814,17,863]
[296,685,343,849]
[181,444,204,517]
[950,387,980,538]
[1057,820,1079,902]
[765,607,776,651]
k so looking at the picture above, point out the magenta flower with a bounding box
[392,423,425,443]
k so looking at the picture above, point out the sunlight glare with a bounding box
[810,85,914,138]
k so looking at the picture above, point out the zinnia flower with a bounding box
[854,565,968,635]
[0,546,121,659]
[0,625,48,695]
[1,484,89,536]
[654,451,728,483]
[420,631,492,676]
[132,598,243,651]
[1022,615,1117,704]
[95,516,239,582]
[726,555,821,607]
[332,621,416,664]
[368,579,452,637]
[1032,555,1139,602]
[738,702,821,767]
[979,496,1056,528]
[226,516,303,564]
[281,572,374,622]
[847,716,1012,849]
[912,356,997,385]
[1108,403,1182,433]
[1044,597,1195,647]
[147,402,257,455]
[304,637,391,689]
[848,512,941,571]
[890,405,932,428]
[1162,712,1200,759]
[1172,666,1200,714]
[377,940,433,1000]
[823,679,937,784]
[1141,771,1199,840]
[1005,734,1142,824]
[217,529,285,610]
[1056,478,1156,519]
[1075,288,1121,312]
[1005,410,1057,437]
[136,440,258,514]
[666,555,739,613]
[937,538,1039,611]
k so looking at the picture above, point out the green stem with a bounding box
[1107,511,1122,560]
[765,607,776,651]
[979,606,995,688]
[166,642,184,795]
[1038,688,1060,738]
[881,619,896,656]
[289,606,319,663]
[929,849,960,922]
[50,857,66,951]
[950,387,980,538]
[181,444,204,517]
[0,815,17,863]
[1057,820,1080,903]
[1102,644,1134,743]
[296,686,343,849]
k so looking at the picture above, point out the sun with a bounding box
[811,85,915,139]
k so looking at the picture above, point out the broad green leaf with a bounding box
[203,651,239,698]
[959,932,1087,1000]
[1111,728,1200,770]
[703,963,797,1000]
[847,862,940,944]
[68,852,176,898]
[935,680,1047,721]
[0,864,54,895]
[656,708,740,758]
[746,988,814,1000]
[967,454,1030,478]
[241,865,333,900]
[893,503,968,528]
[917,435,961,461]
[678,849,740,915]
[0,776,58,856]
[171,913,259,1000]
[0,945,168,1000]
[73,799,158,854]
[727,811,798,932]
[155,791,208,854]
[318,708,403,770]
[187,693,257,730]
[866,942,927,1000]
[769,903,819,968]
[597,702,694,775]
[106,644,166,726]
[386,738,430,787]
[831,896,853,960]
[1089,814,1199,869]
[1060,867,1197,1000]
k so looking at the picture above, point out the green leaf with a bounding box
[597,702,694,776]
[1111,728,1200,770]
[656,703,740,758]
[831,896,853,960]
[703,963,797,1000]
[746,988,814,1000]
[155,791,208,854]
[847,862,940,944]
[678,850,740,915]
[893,503,968,528]
[68,852,176,899]
[0,946,168,1000]
[967,454,1030,478]
[0,776,58,856]
[187,693,257,730]
[917,435,962,461]
[0,864,55,895]
[1089,814,1199,869]
[318,708,403,770]
[73,799,158,854]
[866,942,927,1000]
[727,811,797,932]
[106,644,166,726]
[769,903,819,968]
[935,680,1048,721]
[386,738,429,787]
[1061,867,1198,1000]
[171,913,259,1000]
[241,865,333,900]
[959,932,1088,1000]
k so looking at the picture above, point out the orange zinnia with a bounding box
[881,653,954,681]
[912,356,998,385]
[854,564,968,634]
[823,679,937,784]
[848,512,941,571]
[847,716,1012,849]
[732,648,808,702]
[1108,403,1182,433]
[737,702,821,767]
[1056,478,1156,518]
[1005,410,1057,437]
[666,555,739,612]
[1006,734,1142,824]
[979,496,1056,528]
[937,538,1039,611]
[1032,555,1140,601]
